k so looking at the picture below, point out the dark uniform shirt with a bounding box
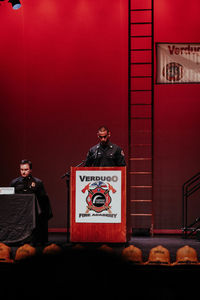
[10,175,52,220]
[85,141,126,167]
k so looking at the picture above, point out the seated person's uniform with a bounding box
[10,175,53,244]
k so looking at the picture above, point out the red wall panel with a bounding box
[0,0,128,228]
[154,0,200,229]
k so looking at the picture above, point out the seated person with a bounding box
[10,159,53,244]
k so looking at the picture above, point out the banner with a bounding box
[156,43,200,83]
[75,170,122,223]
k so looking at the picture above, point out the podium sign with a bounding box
[70,167,126,243]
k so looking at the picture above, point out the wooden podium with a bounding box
[70,167,126,243]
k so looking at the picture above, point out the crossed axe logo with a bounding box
[82,182,116,213]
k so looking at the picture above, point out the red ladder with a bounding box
[128,0,154,235]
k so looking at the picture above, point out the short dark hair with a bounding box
[20,159,32,170]
[98,125,110,133]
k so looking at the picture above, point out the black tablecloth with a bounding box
[0,194,41,244]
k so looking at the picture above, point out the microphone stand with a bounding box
[61,160,85,243]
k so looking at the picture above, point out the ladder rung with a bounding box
[131,89,152,92]
[131,76,152,79]
[130,157,152,160]
[130,117,152,119]
[130,170,152,173]
[131,144,152,146]
[131,131,152,134]
[131,35,152,38]
[130,103,152,105]
[130,49,152,51]
[130,130,152,132]
[130,213,152,216]
[131,103,152,106]
[131,185,152,189]
[130,9,152,12]
[130,89,152,92]
[131,62,151,65]
[131,200,152,202]
[131,22,152,25]
[129,172,152,174]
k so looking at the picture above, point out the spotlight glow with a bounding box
[12,3,21,9]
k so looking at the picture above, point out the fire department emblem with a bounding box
[82,181,116,213]
[163,62,183,82]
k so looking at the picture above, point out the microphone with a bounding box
[61,160,86,179]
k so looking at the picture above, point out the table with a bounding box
[0,194,41,244]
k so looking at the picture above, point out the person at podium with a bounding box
[10,159,53,244]
[84,126,126,167]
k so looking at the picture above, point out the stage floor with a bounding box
[128,235,200,262]
[46,232,200,263]
[8,232,200,263]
